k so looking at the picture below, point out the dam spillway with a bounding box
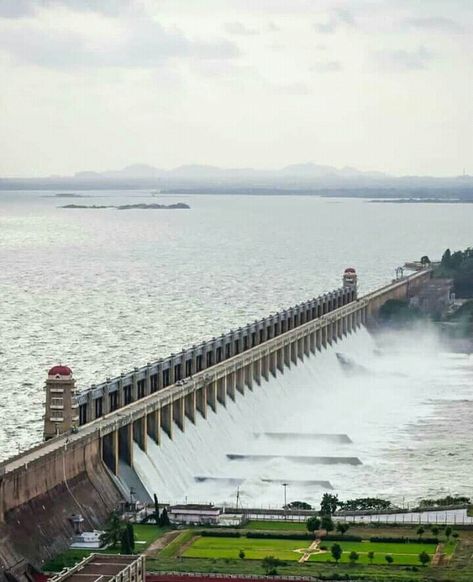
[0,268,441,576]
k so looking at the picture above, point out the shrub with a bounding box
[324,534,362,542]
[200,530,241,537]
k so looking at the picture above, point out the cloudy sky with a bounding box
[0,0,472,177]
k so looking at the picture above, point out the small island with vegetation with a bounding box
[60,202,190,210]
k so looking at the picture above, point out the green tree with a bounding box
[419,551,430,567]
[320,493,339,515]
[367,551,375,565]
[336,522,350,536]
[445,526,452,540]
[287,501,312,510]
[417,526,425,538]
[101,512,122,549]
[330,543,342,564]
[432,526,439,536]
[120,527,133,554]
[441,248,452,268]
[348,551,359,565]
[239,550,245,560]
[321,515,334,532]
[306,516,321,534]
[385,555,394,565]
[159,506,170,527]
[261,556,284,575]
[153,493,160,522]
[420,255,431,266]
[126,523,135,552]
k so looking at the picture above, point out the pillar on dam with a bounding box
[196,386,207,418]
[245,363,253,390]
[206,381,217,412]
[236,367,245,394]
[227,371,236,400]
[217,377,226,406]
[119,424,134,467]
[173,397,185,431]
[269,350,277,377]
[147,409,160,444]
[133,416,147,452]
[102,429,119,475]
[253,358,262,385]
[185,391,196,423]
[262,353,269,381]
[161,403,173,439]
[284,342,291,368]
[277,347,284,373]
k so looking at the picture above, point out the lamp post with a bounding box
[282,483,288,519]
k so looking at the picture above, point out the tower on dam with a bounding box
[343,267,357,290]
[43,365,78,440]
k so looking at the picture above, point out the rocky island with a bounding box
[60,202,190,210]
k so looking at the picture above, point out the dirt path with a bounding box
[145,530,181,557]
[298,540,320,563]
[432,543,444,566]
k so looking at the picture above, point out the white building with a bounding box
[168,504,221,525]
[70,530,105,549]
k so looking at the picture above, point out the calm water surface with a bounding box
[0,191,472,467]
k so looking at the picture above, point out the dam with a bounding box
[0,267,433,579]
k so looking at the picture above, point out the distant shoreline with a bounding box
[60,202,190,210]
[368,198,473,204]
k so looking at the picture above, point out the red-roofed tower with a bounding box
[43,364,78,440]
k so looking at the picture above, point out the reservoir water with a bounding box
[0,190,472,504]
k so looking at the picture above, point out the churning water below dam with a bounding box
[126,325,473,508]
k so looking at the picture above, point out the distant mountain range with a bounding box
[2,163,473,198]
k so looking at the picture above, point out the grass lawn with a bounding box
[244,520,306,531]
[43,525,170,572]
[182,536,304,561]
[183,535,437,567]
[310,541,437,566]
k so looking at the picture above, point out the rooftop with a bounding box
[50,554,142,582]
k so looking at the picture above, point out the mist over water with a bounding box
[1,190,472,504]
[131,325,473,507]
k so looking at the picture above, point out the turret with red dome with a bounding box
[343,267,357,290]
[48,365,73,378]
[44,364,77,440]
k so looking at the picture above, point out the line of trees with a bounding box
[438,247,473,298]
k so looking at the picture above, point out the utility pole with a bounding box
[236,486,240,511]
[282,483,288,519]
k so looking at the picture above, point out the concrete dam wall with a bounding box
[0,268,432,580]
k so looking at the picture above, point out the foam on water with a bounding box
[129,325,473,507]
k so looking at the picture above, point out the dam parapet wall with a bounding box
[0,267,432,580]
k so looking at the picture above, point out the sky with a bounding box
[0,0,472,177]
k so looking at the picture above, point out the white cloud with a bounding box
[403,16,464,34]
[224,21,259,36]
[374,46,434,71]
[310,60,342,73]
[0,0,472,176]
[0,17,239,68]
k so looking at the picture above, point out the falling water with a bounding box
[125,324,473,508]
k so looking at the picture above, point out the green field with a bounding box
[245,520,306,531]
[183,535,437,566]
[310,541,437,565]
[183,537,303,561]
